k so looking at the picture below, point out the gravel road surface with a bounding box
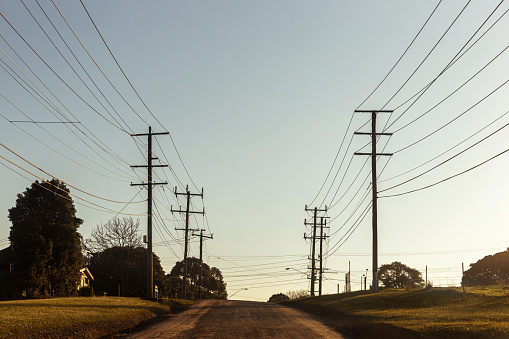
[124,299,345,338]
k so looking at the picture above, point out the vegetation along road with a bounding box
[123,299,344,339]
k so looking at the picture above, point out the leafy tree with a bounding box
[268,293,289,302]
[89,246,166,297]
[463,249,509,286]
[8,179,83,297]
[86,217,166,297]
[378,261,424,289]
[286,289,309,299]
[168,257,227,299]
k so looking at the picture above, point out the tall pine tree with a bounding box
[9,179,83,297]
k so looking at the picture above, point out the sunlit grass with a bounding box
[0,297,175,338]
[287,286,509,338]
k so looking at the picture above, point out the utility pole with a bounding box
[192,229,213,299]
[130,126,169,299]
[171,185,203,299]
[304,205,327,296]
[318,217,329,296]
[354,110,393,292]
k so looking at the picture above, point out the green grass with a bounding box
[284,286,509,338]
[0,297,192,338]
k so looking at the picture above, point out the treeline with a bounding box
[0,179,226,300]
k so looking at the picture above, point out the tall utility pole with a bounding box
[304,205,327,296]
[192,229,213,299]
[171,185,203,299]
[354,110,393,292]
[318,217,329,296]
[130,126,169,299]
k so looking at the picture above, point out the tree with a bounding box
[378,261,424,289]
[85,217,142,253]
[8,179,83,297]
[268,293,289,302]
[89,246,166,297]
[167,257,227,299]
[286,289,309,299]
[463,249,509,286]
[86,217,166,297]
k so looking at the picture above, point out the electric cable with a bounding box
[0,140,146,204]
[79,0,200,191]
[0,156,145,216]
[379,0,472,111]
[356,0,443,109]
[380,109,509,183]
[379,147,509,198]
[386,3,508,130]
[391,41,509,134]
[393,78,509,154]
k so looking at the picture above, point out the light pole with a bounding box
[286,267,307,275]
[228,288,248,300]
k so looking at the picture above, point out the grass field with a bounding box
[284,286,509,338]
[0,297,192,338]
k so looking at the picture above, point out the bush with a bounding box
[268,293,289,303]
[79,286,93,297]
[287,289,309,299]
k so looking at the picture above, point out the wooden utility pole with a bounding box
[318,217,329,296]
[354,110,393,292]
[130,126,169,299]
[304,205,327,296]
[462,263,465,293]
[172,186,203,299]
[424,265,428,289]
[192,229,213,299]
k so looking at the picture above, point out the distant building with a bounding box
[0,247,12,299]
[79,267,94,290]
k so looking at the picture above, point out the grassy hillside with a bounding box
[0,297,191,338]
[284,286,509,338]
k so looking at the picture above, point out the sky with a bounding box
[1,0,509,301]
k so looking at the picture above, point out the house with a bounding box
[0,247,12,299]
[79,266,94,290]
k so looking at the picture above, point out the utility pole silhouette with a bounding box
[354,110,393,292]
[171,185,203,299]
[130,126,169,299]
[192,229,213,299]
[304,205,327,296]
[318,217,329,296]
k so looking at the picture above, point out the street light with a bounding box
[286,267,307,275]
[228,288,248,300]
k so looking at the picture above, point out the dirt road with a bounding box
[123,299,345,338]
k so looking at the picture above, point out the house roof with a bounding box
[0,247,11,271]
[80,266,94,281]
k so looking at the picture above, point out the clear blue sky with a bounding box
[1,0,508,301]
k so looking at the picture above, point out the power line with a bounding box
[379,147,509,198]
[393,78,509,154]
[0,140,145,204]
[0,157,145,216]
[381,116,509,193]
[380,109,509,183]
[379,0,472,111]
[392,41,509,135]
[79,0,199,192]
[0,51,140,181]
[0,99,130,182]
[308,113,355,206]
[356,0,443,109]
[22,0,132,134]
[386,3,508,130]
